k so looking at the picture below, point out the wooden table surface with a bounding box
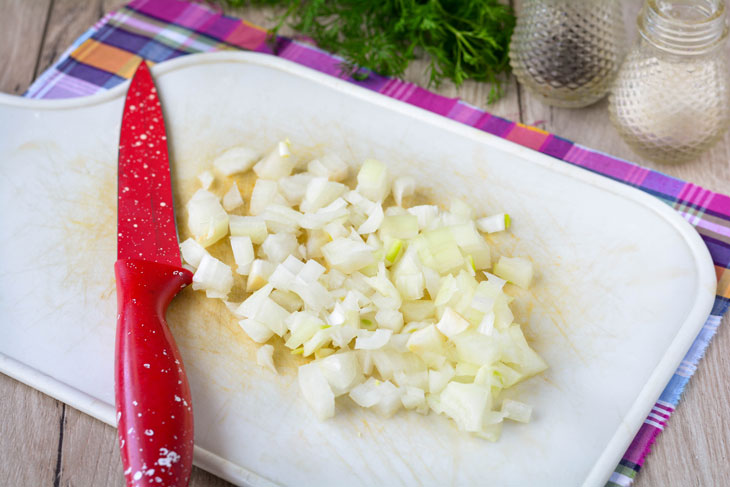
[1,1,728,486]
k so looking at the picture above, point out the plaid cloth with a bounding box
[25,1,730,485]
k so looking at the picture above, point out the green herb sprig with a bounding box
[220,0,516,102]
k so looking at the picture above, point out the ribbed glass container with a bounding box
[609,0,730,164]
[509,0,626,108]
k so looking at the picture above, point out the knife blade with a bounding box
[115,61,194,487]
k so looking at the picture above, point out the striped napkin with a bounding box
[25,1,730,485]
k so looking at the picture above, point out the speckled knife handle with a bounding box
[115,259,194,487]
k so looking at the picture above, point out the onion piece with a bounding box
[321,238,375,273]
[356,159,389,202]
[186,189,229,248]
[197,170,214,189]
[222,182,244,211]
[213,146,260,176]
[230,236,254,275]
[239,318,274,343]
[261,233,299,264]
[279,173,314,206]
[436,307,470,337]
[318,351,362,396]
[180,238,208,268]
[300,177,348,213]
[438,382,492,432]
[249,179,286,216]
[392,177,415,206]
[493,256,534,289]
[476,213,511,234]
[298,362,335,420]
[307,153,348,181]
[501,399,532,423]
[355,329,393,350]
[229,215,268,244]
[246,259,275,292]
[254,140,297,180]
[192,254,233,299]
[256,344,277,374]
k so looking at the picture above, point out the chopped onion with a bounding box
[246,259,274,292]
[180,238,208,268]
[493,256,534,289]
[392,177,415,206]
[476,213,510,234]
[192,254,233,299]
[183,146,547,440]
[254,140,297,180]
[501,399,532,423]
[321,238,374,273]
[356,159,389,202]
[318,351,362,396]
[298,362,335,420]
[436,307,470,337]
[300,177,348,213]
[261,233,299,264]
[307,153,348,181]
[249,179,286,216]
[239,318,275,343]
[256,344,277,374]
[198,170,214,189]
[408,205,439,230]
[186,189,229,247]
[355,329,393,350]
[213,146,259,176]
[229,215,268,244]
[279,173,314,206]
[357,203,384,235]
[438,382,491,432]
[222,182,244,211]
[230,236,254,275]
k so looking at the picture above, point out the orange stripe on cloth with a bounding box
[716,267,730,299]
[71,39,147,78]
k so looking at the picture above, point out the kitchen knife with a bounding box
[115,61,194,487]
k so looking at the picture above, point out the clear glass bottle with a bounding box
[609,0,730,164]
[509,0,626,108]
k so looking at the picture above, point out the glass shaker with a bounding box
[509,0,626,108]
[609,0,730,164]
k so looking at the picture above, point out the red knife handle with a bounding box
[114,259,194,487]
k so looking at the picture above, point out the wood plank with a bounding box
[36,0,129,76]
[0,374,62,486]
[57,406,234,486]
[0,0,52,94]
[639,314,730,486]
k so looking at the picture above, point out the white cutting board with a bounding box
[0,52,716,487]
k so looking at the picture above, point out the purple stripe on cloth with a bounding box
[32,70,103,99]
[93,24,188,60]
[197,12,239,39]
[128,0,189,21]
[539,134,574,159]
[278,41,346,77]
[403,86,460,116]
[704,237,730,266]
[475,113,515,137]
[56,57,125,87]
[447,104,485,126]
[640,171,686,198]
[622,422,666,466]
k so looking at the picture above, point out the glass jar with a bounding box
[609,0,730,164]
[509,0,626,108]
